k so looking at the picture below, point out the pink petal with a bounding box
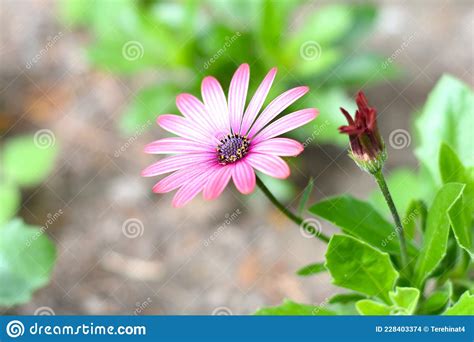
[247,86,309,139]
[203,165,232,200]
[201,76,230,133]
[172,170,213,208]
[228,64,250,133]
[144,137,213,154]
[251,138,304,156]
[176,93,222,134]
[246,153,290,179]
[141,153,214,177]
[232,160,256,194]
[157,115,216,144]
[240,68,277,135]
[152,165,213,193]
[252,108,318,144]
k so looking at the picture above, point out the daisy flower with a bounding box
[142,63,318,207]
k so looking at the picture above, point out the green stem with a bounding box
[256,176,330,243]
[373,170,409,269]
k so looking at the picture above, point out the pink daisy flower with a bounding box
[142,64,319,207]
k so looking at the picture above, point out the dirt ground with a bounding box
[1,0,472,314]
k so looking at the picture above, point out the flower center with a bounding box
[217,134,250,165]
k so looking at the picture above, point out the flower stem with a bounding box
[256,176,330,243]
[373,170,409,268]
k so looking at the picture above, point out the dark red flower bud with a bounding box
[339,91,386,173]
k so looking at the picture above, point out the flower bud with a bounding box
[339,91,386,174]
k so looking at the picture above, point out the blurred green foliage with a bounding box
[60,0,398,140]
[0,134,58,306]
[0,219,57,306]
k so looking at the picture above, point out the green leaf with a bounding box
[329,293,366,304]
[439,143,474,257]
[325,235,399,302]
[389,287,420,314]
[254,299,336,316]
[413,183,465,287]
[0,219,56,306]
[297,178,314,216]
[309,196,416,255]
[369,168,421,220]
[403,200,427,241]
[296,262,325,276]
[439,143,466,183]
[120,84,178,134]
[419,281,452,314]
[415,75,474,185]
[0,182,21,225]
[356,300,391,315]
[443,291,474,315]
[2,134,58,187]
[356,287,419,315]
[448,193,473,258]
